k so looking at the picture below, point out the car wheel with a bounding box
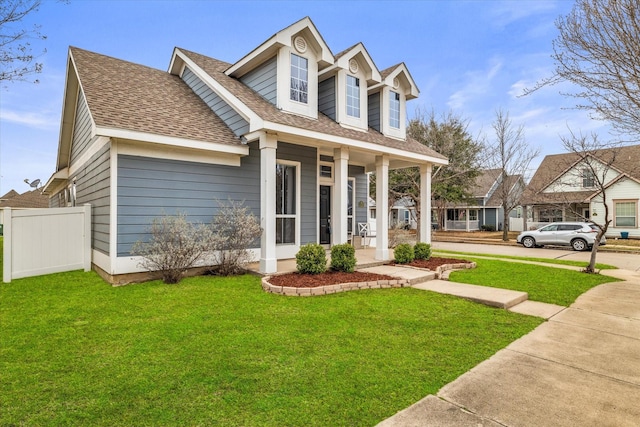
[571,238,588,251]
[522,236,536,248]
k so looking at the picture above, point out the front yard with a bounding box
[1,237,617,426]
[1,266,541,426]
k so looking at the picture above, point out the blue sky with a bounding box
[0,0,610,195]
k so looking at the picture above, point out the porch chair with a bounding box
[358,222,370,248]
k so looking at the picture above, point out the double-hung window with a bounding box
[276,163,297,244]
[389,91,400,128]
[582,169,595,188]
[290,54,308,104]
[346,75,360,118]
[615,201,637,227]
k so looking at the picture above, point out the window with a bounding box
[539,209,562,222]
[370,209,376,219]
[347,178,355,235]
[615,201,637,227]
[582,169,595,188]
[389,91,400,128]
[290,54,308,104]
[469,210,478,221]
[346,75,360,118]
[276,163,297,244]
[319,164,332,179]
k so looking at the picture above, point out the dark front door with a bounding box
[319,185,331,245]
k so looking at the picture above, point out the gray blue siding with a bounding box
[74,143,111,254]
[318,77,336,120]
[70,90,93,164]
[117,148,260,256]
[240,56,277,105]
[349,165,368,228]
[182,67,250,137]
[368,92,381,131]
[277,142,317,245]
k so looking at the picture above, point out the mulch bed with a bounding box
[267,257,472,288]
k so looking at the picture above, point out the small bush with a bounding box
[131,213,211,284]
[394,243,415,264]
[480,224,496,232]
[209,200,262,276]
[330,243,356,273]
[414,242,432,260]
[296,243,327,274]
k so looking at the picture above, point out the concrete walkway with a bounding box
[377,269,640,427]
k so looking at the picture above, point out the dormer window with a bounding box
[389,91,400,128]
[346,75,360,118]
[290,53,308,104]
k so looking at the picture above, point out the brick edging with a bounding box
[261,261,477,296]
[262,276,411,296]
[434,262,477,279]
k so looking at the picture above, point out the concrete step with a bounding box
[359,265,437,285]
[413,280,528,309]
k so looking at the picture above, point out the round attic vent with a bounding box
[393,77,400,89]
[349,59,359,74]
[294,36,307,54]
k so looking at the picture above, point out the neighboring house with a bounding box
[0,189,49,210]
[368,195,417,230]
[437,169,525,232]
[42,17,447,280]
[521,145,640,238]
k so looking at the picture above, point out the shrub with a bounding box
[131,213,211,284]
[296,243,327,274]
[481,224,496,232]
[209,200,262,276]
[330,243,356,273]
[394,243,415,264]
[414,242,432,260]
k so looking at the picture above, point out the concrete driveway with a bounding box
[432,241,640,271]
[377,242,640,426]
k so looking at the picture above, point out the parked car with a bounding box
[516,222,606,251]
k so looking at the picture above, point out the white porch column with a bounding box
[259,133,278,274]
[332,146,349,245]
[466,208,470,231]
[419,164,432,243]
[376,155,389,260]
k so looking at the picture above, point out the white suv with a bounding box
[517,222,606,251]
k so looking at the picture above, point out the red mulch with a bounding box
[268,271,395,288]
[267,257,472,288]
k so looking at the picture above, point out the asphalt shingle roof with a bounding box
[179,48,446,161]
[0,189,49,208]
[70,47,240,147]
[522,144,640,204]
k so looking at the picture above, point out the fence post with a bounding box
[3,208,12,283]
[83,204,92,272]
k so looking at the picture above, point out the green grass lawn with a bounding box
[0,268,542,426]
[449,258,618,306]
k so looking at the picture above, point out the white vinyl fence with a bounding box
[509,217,525,232]
[2,205,91,283]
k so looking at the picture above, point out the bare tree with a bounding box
[488,109,539,241]
[379,109,484,233]
[526,0,640,139]
[556,133,624,273]
[0,0,46,84]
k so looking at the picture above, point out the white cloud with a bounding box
[447,58,503,110]
[0,110,59,130]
